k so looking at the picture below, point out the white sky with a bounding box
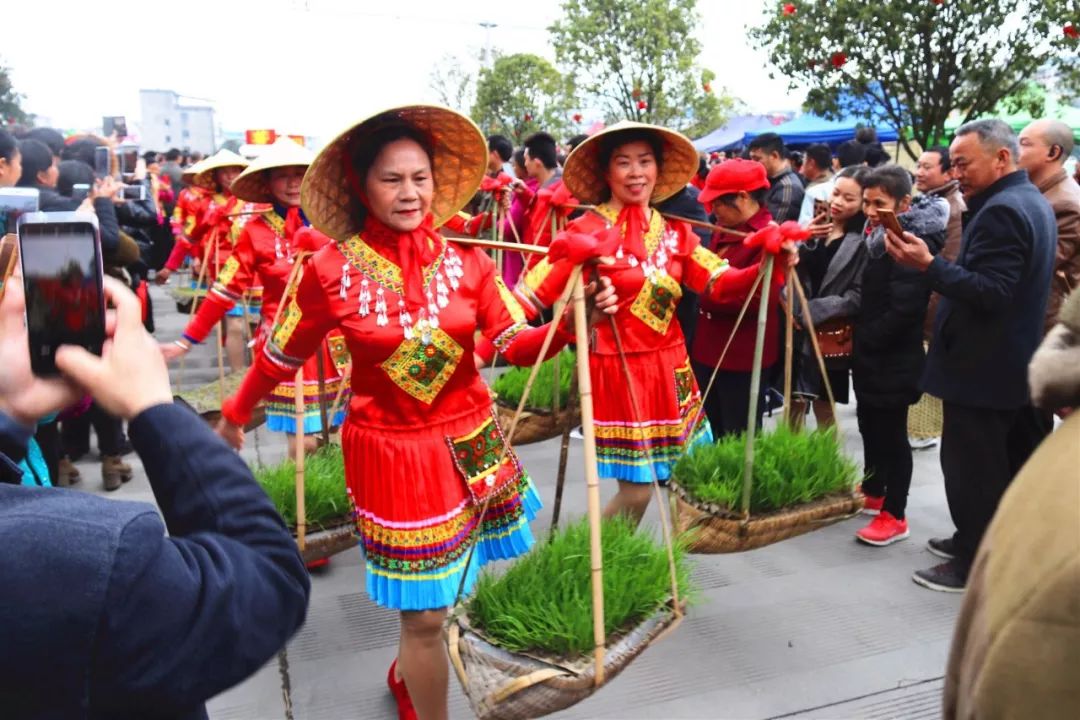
[5,0,804,143]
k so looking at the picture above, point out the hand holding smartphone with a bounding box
[17,212,106,377]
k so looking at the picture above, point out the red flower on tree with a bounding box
[703,81,712,93]
[931,0,944,5]
[1065,23,1079,39]
[830,51,847,69]
[637,100,648,110]
[523,113,533,122]
[573,113,583,122]
[782,3,796,16]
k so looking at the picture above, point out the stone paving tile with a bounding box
[77,286,962,719]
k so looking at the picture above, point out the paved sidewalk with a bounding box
[72,285,961,719]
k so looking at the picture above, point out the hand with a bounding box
[499,191,512,214]
[216,417,245,450]
[55,276,174,421]
[93,176,120,201]
[473,352,487,369]
[585,275,618,327]
[885,230,934,271]
[778,241,800,270]
[133,158,148,182]
[0,264,82,425]
[76,197,95,214]
[155,267,172,285]
[160,341,189,362]
[510,178,528,196]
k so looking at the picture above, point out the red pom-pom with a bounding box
[1065,23,1079,39]
[830,52,847,69]
[480,173,514,193]
[294,227,332,253]
[637,100,648,110]
[548,231,602,264]
[782,3,796,16]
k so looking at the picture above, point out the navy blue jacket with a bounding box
[0,403,310,719]
[922,170,1057,409]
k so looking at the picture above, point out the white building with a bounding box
[139,89,217,153]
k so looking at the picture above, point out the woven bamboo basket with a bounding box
[448,602,679,720]
[495,401,580,445]
[292,519,357,564]
[174,371,265,431]
[907,393,943,439]
[669,480,863,554]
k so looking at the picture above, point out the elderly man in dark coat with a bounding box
[884,119,1056,592]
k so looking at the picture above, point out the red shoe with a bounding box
[856,511,910,546]
[305,557,330,571]
[857,485,884,515]
[387,659,418,720]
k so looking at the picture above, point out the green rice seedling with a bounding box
[468,516,694,657]
[491,349,575,411]
[253,445,351,530]
[674,425,858,513]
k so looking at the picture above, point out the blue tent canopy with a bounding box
[742,114,898,146]
[693,115,787,153]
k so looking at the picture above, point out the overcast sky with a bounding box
[5,0,805,142]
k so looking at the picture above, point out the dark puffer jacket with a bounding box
[852,195,948,406]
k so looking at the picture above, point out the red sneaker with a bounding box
[857,485,884,515]
[387,660,418,720]
[856,511,910,546]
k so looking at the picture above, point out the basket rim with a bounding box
[668,477,861,520]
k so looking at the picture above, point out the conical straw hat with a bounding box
[562,121,698,205]
[191,149,249,190]
[300,104,487,241]
[180,158,206,184]
[231,138,315,204]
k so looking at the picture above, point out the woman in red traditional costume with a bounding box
[162,138,348,457]
[216,105,614,720]
[514,122,797,524]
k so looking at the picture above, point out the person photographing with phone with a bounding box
[0,235,311,716]
[851,165,947,547]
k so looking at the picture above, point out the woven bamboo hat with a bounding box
[191,149,249,190]
[180,158,206,185]
[231,138,315,204]
[562,121,698,205]
[300,105,487,241]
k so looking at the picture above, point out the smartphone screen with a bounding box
[18,215,105,376]
[0,187,41,234]
[120,149,138,175]
[94,146,111,178]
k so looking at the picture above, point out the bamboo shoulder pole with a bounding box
[294,367,307,552]
[783,270,795,426]
[741,254,775,517]
[214,238,226,409]
[571,273,606,687]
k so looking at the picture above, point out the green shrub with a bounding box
[254,445,351,530]
[674,426,858,513]
[468,516,693,657]
[491,349,575,411]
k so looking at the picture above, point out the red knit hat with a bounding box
[698,158,770,205]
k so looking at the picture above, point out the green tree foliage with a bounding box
[472,53,576,142]
[429,52,477,114]
[549,0,736,138]
[0,59,30,126]
[750,0,1080,159]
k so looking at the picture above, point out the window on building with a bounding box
[182,130,190,139]
[165,135,171,143]
[180,112,189,125]
[164,118,170,127]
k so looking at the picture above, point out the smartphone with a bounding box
[0,187,41,234]
[118,184,147,201]
[118,144,139,176]
[813,198,831,223]
[17,212,106,377]
[71,183,91,203]
[877,208,905,238]
[103,116,128,140]
[94,145,111,178]
[0,235,17,303]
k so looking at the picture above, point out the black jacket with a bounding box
[0,403,311,719]
[922,170,1057,409]
[657,184,710,350]
[853,196,948,406]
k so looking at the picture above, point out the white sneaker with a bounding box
[909,436,939,450]
[570,425,584,440]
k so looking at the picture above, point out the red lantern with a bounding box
[1065,23,1079,39]
[524,113,533,122]
[637,100,648,110]
[783,3,796,16]
[830,51,847,69]
[703,82,712,93]
[573,113,583,122]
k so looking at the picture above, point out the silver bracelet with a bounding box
[173,339,191,351]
